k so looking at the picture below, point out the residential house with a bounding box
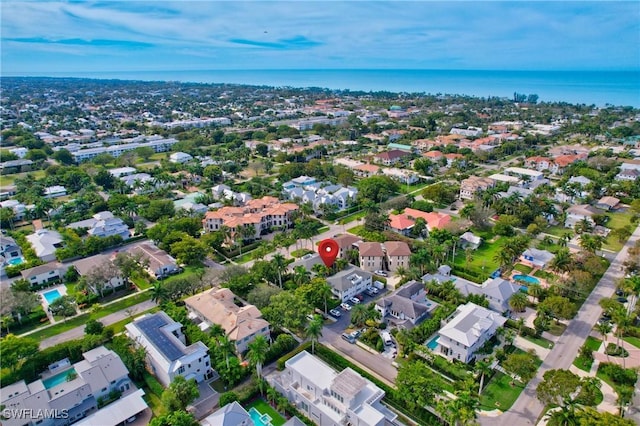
[283,182,358,213]
[520,248,555,269]
[404,208,452,232]
[327,266,372,302]
[459,232,481,250]
[459,176,495,200]
[202,196,298,238]
[0,199,31,221]
[423,150,444,162]
[0,235,23,268]
[615,168,639,181]
[20,263,63,287]
[388,213,415,236]
[503,167,544,182]
[211,184,252,205]
[375,281,437,327]
[201,401,253,426]
[128,243,179,278]
[380,167,419,184]
[353,163,380,178]
[423,267,519,313]
[287,253,325,273]
[43,185,67,199]
[384,241,411,272]
[565,204,598,228]
[269,351,397,426]
[282,175,317,190]
[0,346,143,426]
[358,242,385,272]
[26,229,64,262]
[126,311,213,387]
[333,234,362,259]
[185,288,271,354]
[444,153,465,167]
[169,152,193,163]
[74,254,125,294]
[595,196,620,211]
[108,166,137,178]
[67,211,130,240]
[435,302,507,363]
[373,149,411,166]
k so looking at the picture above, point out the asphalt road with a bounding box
[479,223,640,426]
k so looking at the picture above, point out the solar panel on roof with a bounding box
[137,314,185,361]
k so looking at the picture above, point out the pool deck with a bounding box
[39,284,69,324]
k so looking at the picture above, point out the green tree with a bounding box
[246,334,269,380]
[161,376,200,411]
[305,315,323,354]
[357,175,399,203]
[502,349,538,384]
[0,334,39,371]
[149,410,199,426]
[85,319,105,335]
[536,369,582,407]
[170,236,208,265]
[539,296,576,322]
[509,291,528,313]
[396,360,444,412]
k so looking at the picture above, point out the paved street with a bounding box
[37,299,157,349]
[480,223,640,426]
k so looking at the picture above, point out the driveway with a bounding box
[479,223,640,426]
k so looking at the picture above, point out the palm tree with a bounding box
[305,315,323,354]
[271,253,287,288]
[350,304,368,327]
[246,335,269,380]
[509,292,528,313]
[266,386,279,406]
[216,335,234,369]
[292,266,311,286]
[550,248,573,273]
[595,321,612,360]
[150,282,167,303]
[475,357,493,393]
[528,283,545,303]
[395,265,408,281]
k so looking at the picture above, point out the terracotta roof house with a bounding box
[373,149,411,166]
[384,241,411,272]
[388,213,415,236]
[459,176,495,200]
[333,234,362,259]
[358,242,385,272]
[404,208,452,231]
[185,288,270,354]
[353,163,381,178]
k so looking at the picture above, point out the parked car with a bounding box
[341,303,352,311]
[374,270,388,277]
[615,289,624,296]
[329,309,342,318]
[351,329,362,339]
[366,286,379,294]
[350,297,361,305]
[342,333,355,343]
[617,297,628,303]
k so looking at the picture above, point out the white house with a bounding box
[0,346,141,426]
[26,229,64,262]
[108,166,137,178]
[375,281,437,327]
[126,311,213,387]
[269,351,397,426]
[67,211,130,240]
[128,243,180,278]
[327,266,372,302]
[520,248,555,269]
[74,254,126,294]
[43,185,67,198]
[0,199,31,221]
[20,263,63,287]
[169,152,194,163]
[436,302,506,363]
[9,147,28,158]
[564,204,598,229]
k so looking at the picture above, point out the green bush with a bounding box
[219,392,239,406]
[600,363,637,387]
[277,342,312,370]
[143,371,165,397]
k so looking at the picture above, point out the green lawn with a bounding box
[623,336,640,349]
[573,337,602,372]
[514,264,533,274]
[533,269,555,280]
[0,169,46,186]
[602,211,635,252]
[547,322,567,336]
[452,237,504,283]
[246,399,286,426]
[399,182,430,194]
[522,334,554,349]
[105,307,159,334]
[338,210,366,225]
[480,372,526,411]
[25,291,152,340]
[543,226,570,238]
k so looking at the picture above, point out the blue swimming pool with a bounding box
[43,289,61,304]
[513,275,540,285]
[426,335,440,350]
[42,368,76,389]
[7,257,24,266]
[248,407,273,426]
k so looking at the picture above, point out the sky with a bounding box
[1,1,639,75]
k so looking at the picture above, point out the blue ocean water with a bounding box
[27,69,640,107]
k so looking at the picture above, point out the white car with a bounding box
[341,303,352,311]
[329,309,342,317]
[349,297,361,305]
[374,270,388,277]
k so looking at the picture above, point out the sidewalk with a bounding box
[514,335,551,360]
[38,299,157,349]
